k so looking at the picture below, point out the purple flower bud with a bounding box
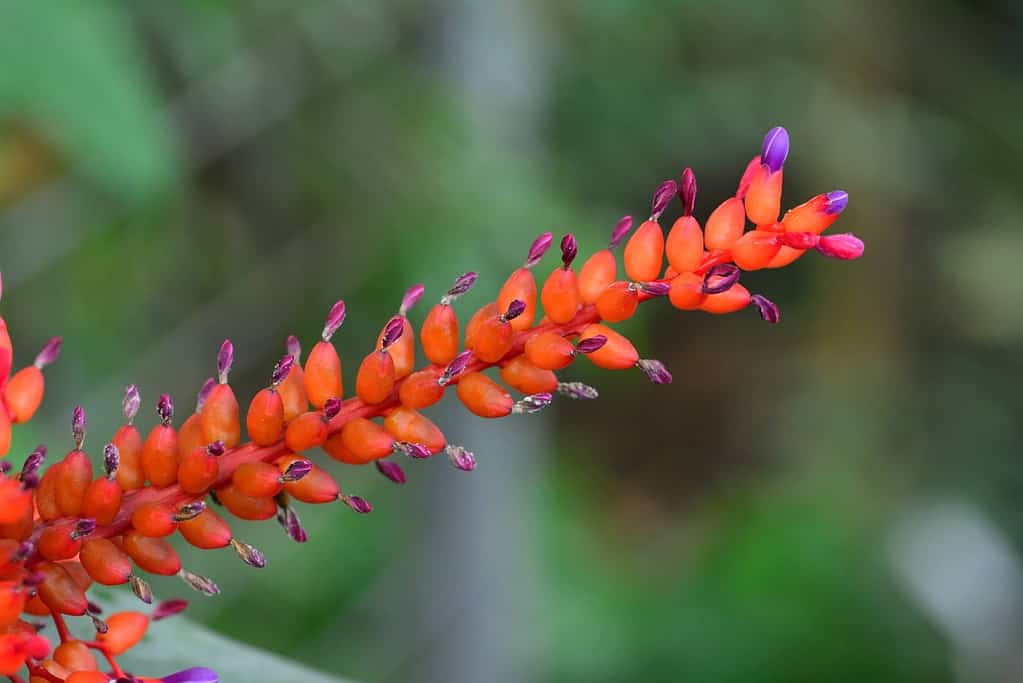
[195,378,216,412]
[679,167,697,217]
[502,299,526,322]
[761,126,790,174]
[750,294,781,324]
[443,272,478,304]
[33,337,61,369]
[230,538,266,568]
[609,216,634,249]
[824,190,848,215]
[271,354,294,387]
[286,334,302,361]
[396,442,432,459]
[560,234,578,268]
[322,300,347,341]
[131,575,153,604]
[72,517,97,539]
[815,233,864,260]
[216,339,234,384]
[575,335,607,354]
[160,667,219,683]
[103,443,120,478]
[20,473,39,490]
[650,180,678,221]
[21,445,46,480]
[513,392,553,414]
[280,459,312,482]
[71,405,86,449]
[701,263,741,294]
[174,501,207,522]
[400,283,426,316]
[0,461,9,475]
[524,232,555,268]
[375,459,407,484]
[380,316,405,350]
[179,569,221,596]
[637,359,673,385]
[87,600,103,615]
[440,349,473,385]
[206,441,226,457]
[123,384,141,424]
[153,599,189,621]
[638,281,671,297]
[342,494,372,514]
[281,507,308,543]
[157,394,174,425]
[323,397,342,420]
[556,381,599,400]
[445,445,477,471]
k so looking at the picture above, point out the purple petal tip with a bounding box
[679,168,697,216]
[701,263,741,295]
[575,335,607,354]
[560,234,578,268]
[380,316,405,350]
[103,443,120,477]
[446,445,477,471]
[271,354,294,387]
[34,337,61,369]
[524,232,555,268]
[123,385,141,423]
[761,126,790,174]
[637,359,673,385]
[160,667,219,683]
[440,349,473,385]
[207,441,226,457]
[71,405,86,448]
[153,599,189,621]
[322,300,347,341]
[157,394,174,424]
[824,190,849,215]
[444,272,478,303]
[323,397,343,420]
[503,299,526,322]
[376,459,407,484]
[638,281,671,297]
[196,378,216,412]
[216,340,234,383]
[286,335,302,361]
[609,216,634,249]
[750,294,781,324]
[282,459,313,482]
[650,180,678,220]
[400,283,426,316]
[343,495,372,514]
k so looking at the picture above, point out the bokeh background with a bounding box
[2,1,1021,681]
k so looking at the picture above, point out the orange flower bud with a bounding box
[456,372,512,418]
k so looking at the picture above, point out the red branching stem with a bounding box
[7,674,26,683]
[50,613,70,643]
[84,640,124,677]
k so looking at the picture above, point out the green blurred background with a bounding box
[2,1,1020,681]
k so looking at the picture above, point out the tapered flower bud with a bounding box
[229,538,266,568]
[816,233,864,260]
[557,381,599,400]
[750,294,781,323]
[512,392,553,414]
[649,179,677,221]
[446,444,477,471]
[636,359,673,384]
[179,569,221,596]
[153,599,189,621]
[375,460,407,484]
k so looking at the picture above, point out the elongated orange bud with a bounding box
[421,272,477,365]
[623,220,665,282]
[744,127,788,225]
[465,301,498,349]
[595,282,639,323]
[383,407,446,453]
[142,395,179,488]
[471,299,525,363]
[280,336,308,421]
[177,378,214,462]
[284,398,339,453]
[35,462,63,521]
[665,174,703,274]
[200,340,240,448]
[704,197,746,250]
[579,216,631,305]
[247,354,292,446]
[99,611,149,655]
[123,531,181,575]
[783,190,847,234]
[377,285,422,379]
[179,507,232,549]
[305,300,346,409]
[36,562,88,615]
[668,272,705,310]
[132,500,204,538]
[499,356,558,394]
[541,234,581,324]
[398,369,445,409]
[56,406,92,517]
[113,385,145,490]
[81,444,123,525]
[177,442,224,494]
[497,233,552,331]
[38,522,86,562]
[732,230,781,271]
[234,460,309,498]
[217,483,276,521]
[456,372,513,418]
[330,418,394,464]
[700,283,751,314]
[278,454,339,503]
[580,324,638,370]
[357,317,402,404]
[524,332,575,370]
[54,640,98,672]
[2,337,59,423]
[79,538,132,585]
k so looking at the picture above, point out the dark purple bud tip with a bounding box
[160,667,219,683]
[557,381,599,400]
[153,599,189,621]
[323,397,342,420]
[282,508,308,543]
[650,180,678,221]
[750,294,781,324]
[637,359,673,385]
[815,233,864,260]
[206,441,226,457]
[513,392,553,414]
[440,349,473,385]
[157,394,174,425]
[524,232,555,268]
[400,283,426,316]
[216,339,234,384]
[72,518,97,539]
[286,334,302,361]
[397,442,432,459]
[502,299,526,322]
[824,190,849,215]
[196,378,216,412]
[281,459,313,482]
[342,494,373,514]
[609,215,634,249]
[174,501,206,522]
[761,126,790,174]
[322,300,347,341]
[380,316,405,350]
[33,337,61,369]
[0,461,10,475]
[103,443,120,478]
[71,405,86,449]
[576,335,607,354]
[446,444,477,471]
[271,354,294,387]
[230,538,266,568]
[560,234,578,269]
[701,263,741,295]
[679,168,697,217]
[87,600,103,615]
[21,445,46,479]
[638,281,671,297]
[376,459,407,484]
[123,384,141,424]
[443,272,478,304]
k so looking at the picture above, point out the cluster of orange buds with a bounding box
[0,126,862,682]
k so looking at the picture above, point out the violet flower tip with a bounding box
[761,126,790,174]
[560,233,578,268]
[824,190,849,215]
[400,283,426,316]
[34,337,62,369]
[650,180,678,220]
[322,299,348,341]
[123,384,141,423]
[381,316,405,350]
[524,232,555,268]
[609,215,634,249]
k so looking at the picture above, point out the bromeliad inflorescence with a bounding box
[0,126,863,682]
